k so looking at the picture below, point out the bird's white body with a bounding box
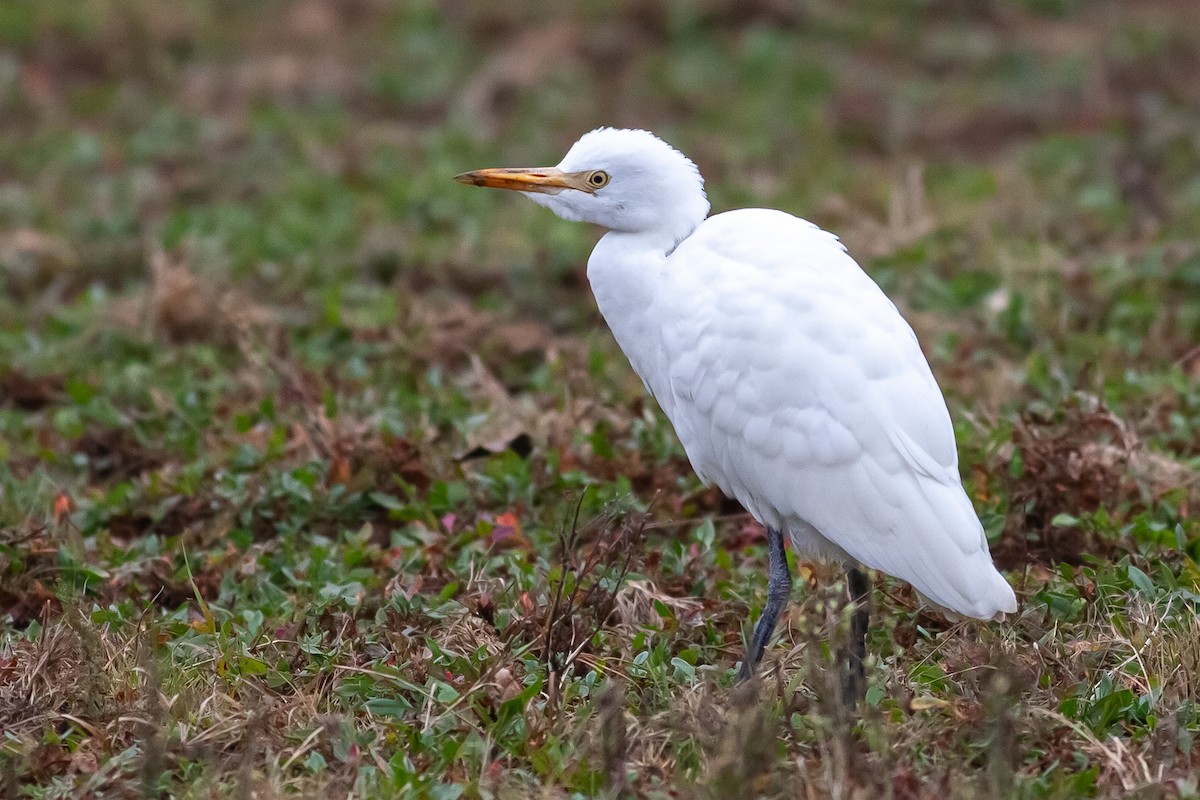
[461,127,1017,621]
[591,208,1014,618]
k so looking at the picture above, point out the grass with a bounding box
[2,0,1200,797]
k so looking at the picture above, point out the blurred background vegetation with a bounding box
[3,0,1199,336]
[2,0,1200,797]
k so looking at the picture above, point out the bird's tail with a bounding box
[899,478,1017,620]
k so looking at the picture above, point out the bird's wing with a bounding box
[656,209,1015,619]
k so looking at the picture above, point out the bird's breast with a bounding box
[586,238,681,402]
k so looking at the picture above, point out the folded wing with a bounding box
[656,209,1016,619]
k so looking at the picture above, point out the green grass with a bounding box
[3,0,1200,797]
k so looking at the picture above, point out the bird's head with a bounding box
[455,128,710,248]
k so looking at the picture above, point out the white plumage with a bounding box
[631,208,1015,619]
[456,128,1016,678]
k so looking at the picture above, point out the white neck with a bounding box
[585,229,682,403]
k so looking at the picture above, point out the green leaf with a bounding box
[365,697,411,717]
[434,681,460,703]
[237,656,269,675]
[1127,565,1155,594]
[242,609,264,637]
[671,656,695,681]
[369,492,405,511]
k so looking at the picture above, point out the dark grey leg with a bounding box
[738,527,791,681]
[843,567,870,703]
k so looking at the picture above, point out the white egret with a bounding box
[455,128,1017,695]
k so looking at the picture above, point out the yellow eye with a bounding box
[587,170,610,189]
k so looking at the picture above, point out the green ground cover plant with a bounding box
[2,0,1200,796]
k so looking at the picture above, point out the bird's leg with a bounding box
[738,526,791,681]
[843,567,871,704]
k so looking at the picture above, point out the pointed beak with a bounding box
[453,167,588,194]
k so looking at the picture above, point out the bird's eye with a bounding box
[587,170,610,189]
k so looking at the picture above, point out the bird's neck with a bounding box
[588,229,667,308]
[586,229,685,402]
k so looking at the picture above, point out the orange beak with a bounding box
[453,167,591,194]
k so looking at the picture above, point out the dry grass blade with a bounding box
[543,500,648,705]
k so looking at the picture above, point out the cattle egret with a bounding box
[455,128,1017,696]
